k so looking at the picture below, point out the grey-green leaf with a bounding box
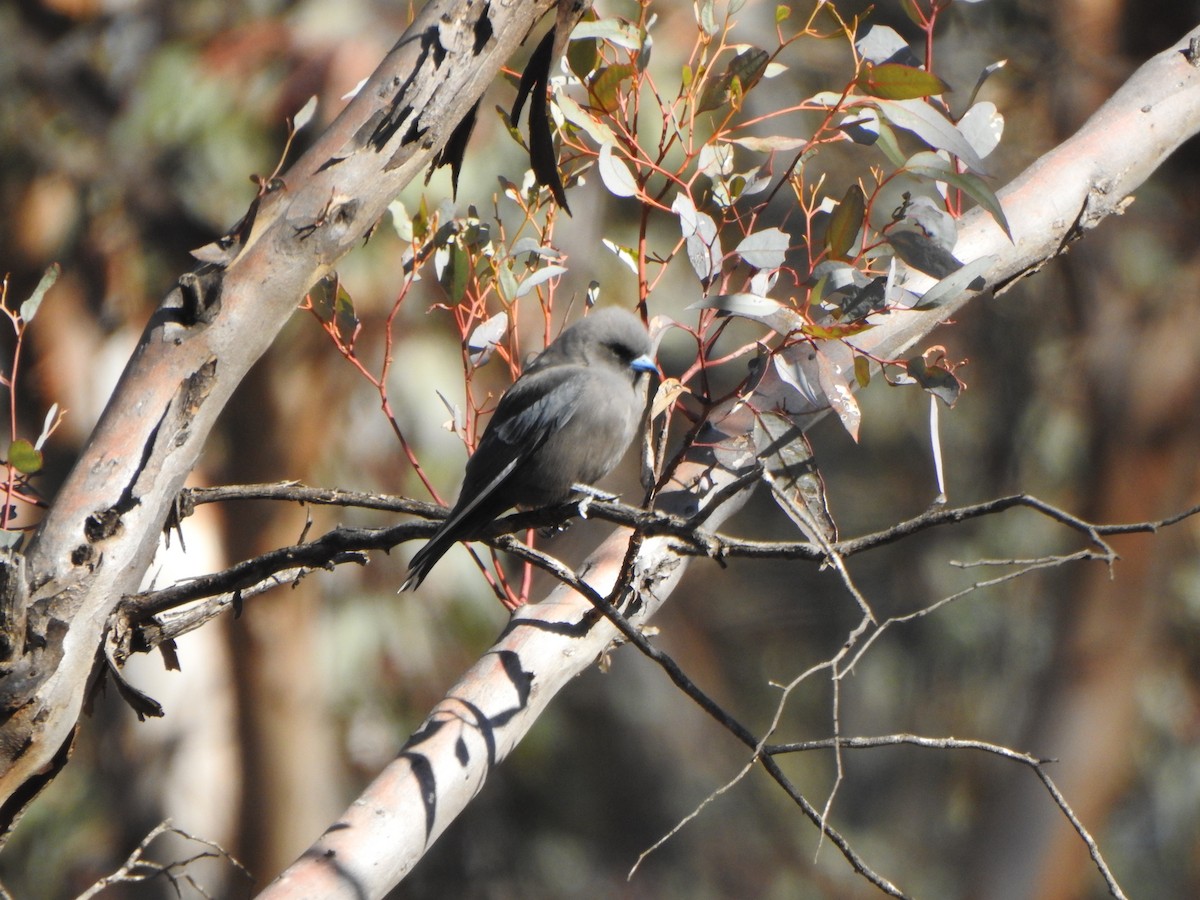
[21,263,59,323]
[905,151,1011,238]
[913,254,996,309]
[689,293,805,334]
[754,412,838,544]
[871,98,988,175]
[735,228,790,269]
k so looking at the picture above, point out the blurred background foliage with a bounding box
[1,0,1200,897]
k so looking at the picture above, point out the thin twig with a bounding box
[510,542,907,896]
[766,734,1127,899]
[75,819,249,900]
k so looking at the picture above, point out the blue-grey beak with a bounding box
[631,354,657,375]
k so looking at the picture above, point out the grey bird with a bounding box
[400,307,657,590]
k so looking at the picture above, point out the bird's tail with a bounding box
[398,532,455,591]
[399,466,519,592]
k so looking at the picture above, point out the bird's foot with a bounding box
[572,483,618,519]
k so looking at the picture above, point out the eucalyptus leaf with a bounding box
[516,264,568,298]
[35,403,60,451]
[904,151,1011,237]
[735,228,790,269]
[590,63,636,113]
[836,276,889,322]
[388,200,413,242]
[598,142,639,197]
[497,264,519,304]
[855,25,919,66]
[676,203,721,284]
[602,238,639,274]
[838,108,880,146]
[468,311,509,367]
[870,97,988,175]
[896,195,958,251]
[7,439,42,475]
[21,263,59,323]
[887,230,962,278]
[772,342,861,440]
[572,18,644,50]
[554,90,617,145]
[334,284,359,344]
[689,293,805,334]
[725,134,808,153]
[957,101,1004,159]
[857,63,949,101]
[905,356,962,406]
[913,254,996,309]
[292,95,318,131]
[699,48,769,112]
[510,237,561,260]
[754,412,838,544]
[967,59,1008,110]
[825,185,866,261]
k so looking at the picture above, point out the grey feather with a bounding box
[401,308,656,590]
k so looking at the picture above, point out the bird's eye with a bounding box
[605,341,633,362]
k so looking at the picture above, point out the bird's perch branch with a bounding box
[114,485,1200,659]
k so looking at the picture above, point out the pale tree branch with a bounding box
[256,459,904,899]
[257,24,1200,900]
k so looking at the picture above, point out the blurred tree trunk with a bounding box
[221,336,346,886]
[973,1,1200,895]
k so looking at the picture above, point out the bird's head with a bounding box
[533,307,658,378]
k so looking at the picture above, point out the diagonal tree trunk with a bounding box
[0,0,561,838]
[259,24,1200,900]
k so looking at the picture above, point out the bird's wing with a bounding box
[491,366,586,446]
[465,367,585,494]
[429,367,588,537]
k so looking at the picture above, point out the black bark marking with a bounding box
[398,751,438,843]
[403,717,446,750]
[85,411,164,543]
[334,199,359,226]
[401,119,429,147]
[473,3,494,54]
[499,608,603,640]
[457,699,498,768]
[431,29,447,67]
[83,508,124,543]
[365,103,414,152]
[362,25,441,153]
[497,649,533,707]
[177,269,224,326]
[175,358,218,447]
[0,723,75,841]
[84,358,216,548]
